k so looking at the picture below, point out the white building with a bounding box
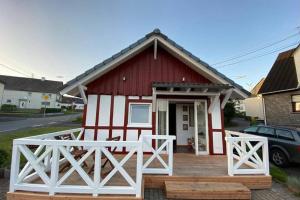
[0,75,63,109]
[244,78,265,120]
[61,96,84,110]
[0,81,4,106]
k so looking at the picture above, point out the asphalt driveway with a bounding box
[0,113,81,133]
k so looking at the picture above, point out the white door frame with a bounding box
[194,100,209,155]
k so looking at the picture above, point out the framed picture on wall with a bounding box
[183,115,188,121]
[183,124,188,130]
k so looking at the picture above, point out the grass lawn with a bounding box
[0,127,74,168]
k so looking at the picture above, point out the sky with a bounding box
[0,0,299,91]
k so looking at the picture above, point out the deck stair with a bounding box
[164,181,251,199]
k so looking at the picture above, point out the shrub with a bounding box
[224,101,236,124]
[1,104,17,112]
[270,165,288,183]
[287,176,300,194]
[40,108,62,113]
[0,149,9,168]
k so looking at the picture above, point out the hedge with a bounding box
[40,108,62,113]
[1,104,17,112]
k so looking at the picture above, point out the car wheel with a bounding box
[271,149,289,167]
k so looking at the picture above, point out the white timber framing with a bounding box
[221,88,233,109]
[78,85,88,104]
[154,38,158,60]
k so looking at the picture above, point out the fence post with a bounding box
[262,138,270,175]
[168,138,173,176]
[226,138,234,176]
[49,145,60,195]
[9,143,20,192]
[136,140,143,197]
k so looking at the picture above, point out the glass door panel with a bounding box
[195,101,208,155]
[157,100,168,150]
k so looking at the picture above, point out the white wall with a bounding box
[0,83,4,107]
[244,96,264,120]
[211,98,223,154]
[294,47,300,81]
[1,89,61,109]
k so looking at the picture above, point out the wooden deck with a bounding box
[7,153,272,200]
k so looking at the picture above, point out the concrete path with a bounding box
[0,113,81,133]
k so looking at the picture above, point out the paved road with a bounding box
[0,113,81,133]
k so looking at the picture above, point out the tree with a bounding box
[224,100,236,124]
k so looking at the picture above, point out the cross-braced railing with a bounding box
[9,128,143,197]
[225,130,269,176]
[141,135,176,176]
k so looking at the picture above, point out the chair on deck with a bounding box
[88,136,121,177]
[55,134,89,173]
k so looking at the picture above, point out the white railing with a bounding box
[141,135,176,176]
[9,129,175,197]
[225,130,269,176]
[9,128,143,197]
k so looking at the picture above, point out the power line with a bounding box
[216,41,299,69]
[212,32,300,66]
[0,63,31,77]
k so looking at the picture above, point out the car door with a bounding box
[275,129,296,161]
[256,126,276,146]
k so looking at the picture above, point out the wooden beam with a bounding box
[155,91,220,96]
[78,85,88,104]
[208,95,220,114]
[221,89,233,109]
[152,88,156,112]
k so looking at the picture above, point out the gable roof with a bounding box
[250,78,265,96]
[0,75,63,94]
[259,46,300,94]
[61,29,250,98]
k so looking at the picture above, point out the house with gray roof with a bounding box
[259,45,300,126]
[0,75,63,109]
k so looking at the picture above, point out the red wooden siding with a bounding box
[87,44,211,96]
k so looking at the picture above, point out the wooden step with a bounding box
[165,181,251,199]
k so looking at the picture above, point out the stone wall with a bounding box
[263,90,300,126]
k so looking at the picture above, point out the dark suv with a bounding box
[241,125,300,167]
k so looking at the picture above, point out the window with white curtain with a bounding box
[128,103,152,127]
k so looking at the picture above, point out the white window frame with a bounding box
[128,102,152,127]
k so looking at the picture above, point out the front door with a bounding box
[194,100,209,155]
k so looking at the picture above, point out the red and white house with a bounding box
[61,29,249,156]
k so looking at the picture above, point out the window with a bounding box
[276,129,294,141]
[257,127,275,137]
[292,95,300,112]
[6,99,11,103]
[244,126,258,133]
[128,103,151,127]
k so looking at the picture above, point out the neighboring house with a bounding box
[0,75,63,109]
[244,78,265,120]
[61,29,249,155]
[259,45,300,126]
[61,96,84,110]
[0,80,4,107]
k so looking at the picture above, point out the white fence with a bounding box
[225,130,269,176]
[142,135,176,176]
[9,128,175,197]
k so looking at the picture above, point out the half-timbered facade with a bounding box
[61,29,249,155]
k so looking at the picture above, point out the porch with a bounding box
[7,128,271,200]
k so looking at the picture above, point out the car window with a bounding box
[257,127,275,137]
[244,126,258,133]
[276,129,294,141]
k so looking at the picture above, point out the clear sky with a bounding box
[0,0,299,90]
